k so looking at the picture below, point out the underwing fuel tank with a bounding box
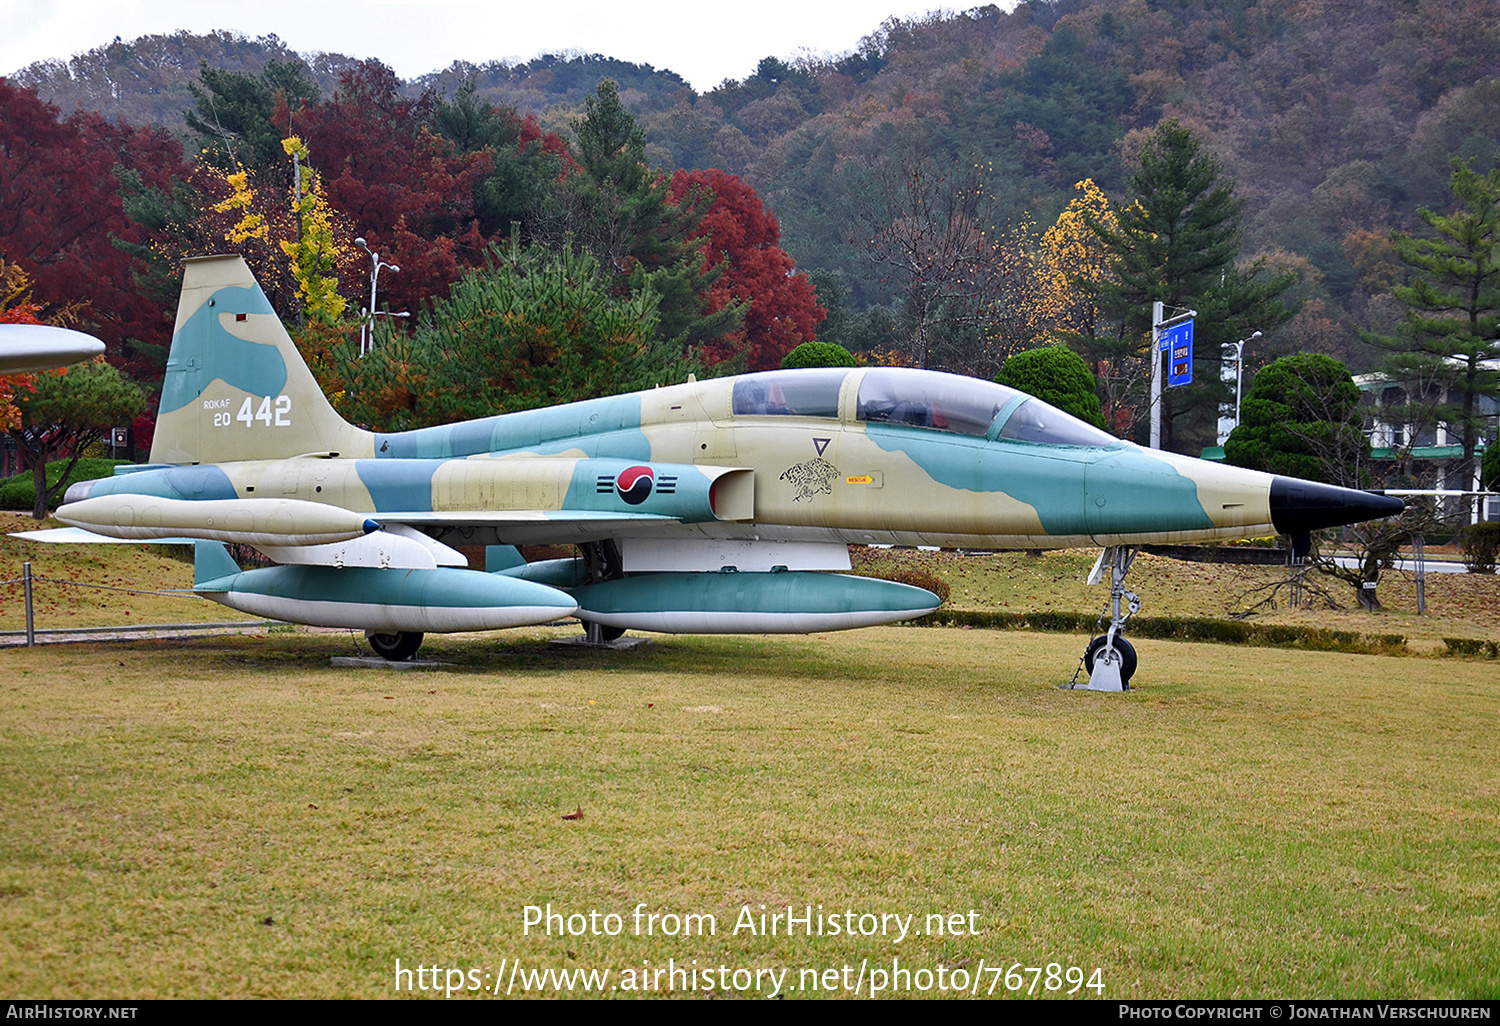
[58,495,379,547]
[194,544,577,633]
[569,571,941,634]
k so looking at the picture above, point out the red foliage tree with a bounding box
[298,62,493,315]
[669,168,824,370]
[0,80,188,360]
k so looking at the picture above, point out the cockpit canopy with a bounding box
[731,367,1122,448]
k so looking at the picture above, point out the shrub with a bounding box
[0,458,130,511]
[782,341,857,369]
[855,566,950,604]
[1459,521,1500,574]
[994,346,1105,428]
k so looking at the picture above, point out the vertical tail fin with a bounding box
[150,255,374,465]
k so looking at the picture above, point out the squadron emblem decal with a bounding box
[780,458,839,502]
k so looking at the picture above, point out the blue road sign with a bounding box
[1161,320,1194,388]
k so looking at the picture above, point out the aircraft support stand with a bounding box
[1068,545,1140,691]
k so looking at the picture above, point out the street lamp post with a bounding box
[355,237,400,355]
[1228,330,1261,431]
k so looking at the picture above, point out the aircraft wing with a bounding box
[12,527,203,545]
[20,499,684,570]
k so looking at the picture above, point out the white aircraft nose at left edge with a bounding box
[0,323,107,373]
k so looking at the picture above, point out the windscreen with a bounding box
[855,367,1122,447]
[994,398,1121,447]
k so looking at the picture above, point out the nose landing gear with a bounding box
[1067,546,1140,691]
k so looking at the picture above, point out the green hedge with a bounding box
[0,459,131,511]
[1443,638,1499,659]
[902,608,1407,655]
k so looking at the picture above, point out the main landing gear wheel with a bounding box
[1083,635,1137,684]
[367,631,423,661]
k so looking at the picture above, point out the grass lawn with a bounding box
[1,626,1496,999]
[3,517,1497,998]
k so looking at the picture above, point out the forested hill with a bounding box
[9,32,697,134]
[11,0,1500,368]
[666,0,1500,345]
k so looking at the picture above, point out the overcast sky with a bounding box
[0,1,1012,92]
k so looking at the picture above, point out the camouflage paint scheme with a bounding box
[131,256,1276,554]
[27,255,1399,653]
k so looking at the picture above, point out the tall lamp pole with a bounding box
[1228,330,1261,431]
[355,237,400,356]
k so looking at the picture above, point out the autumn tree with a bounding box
[0,80,188,363]
[0,262,45,434]
[297,61,492,313]
[1087,120,1293,452]
[1034,180,1140,433]
[278,136,350,325]
[980,219,1058,374]
[852,154,1001,370]
[669,169,825,370]
[1365,159,1500,510]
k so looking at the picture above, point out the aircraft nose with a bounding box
[1269,476,1405,535]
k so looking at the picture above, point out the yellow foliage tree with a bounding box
[279,137,347,325]
[213,169,271,245]
[1038,178,1119,338]
[1040,179,1144,438]
[193,140,350,328]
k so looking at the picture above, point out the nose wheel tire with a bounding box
[368,631,424,661]
[1083,635,1136,684]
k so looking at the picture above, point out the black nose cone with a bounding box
[1269,477,1406,535]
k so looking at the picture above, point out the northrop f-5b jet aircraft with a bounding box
[22,256,1403,684]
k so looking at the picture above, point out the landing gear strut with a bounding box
[578,540,627,645]
[1068,546,1139,691]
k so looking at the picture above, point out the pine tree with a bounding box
[542,81,741,355]
[1087,120,1292,451]
[1367,159,1500,506]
